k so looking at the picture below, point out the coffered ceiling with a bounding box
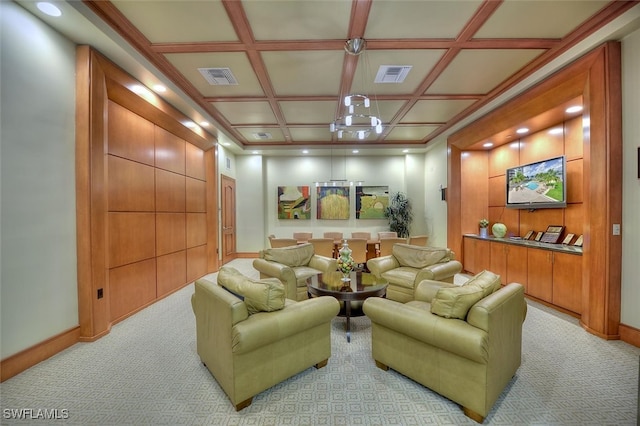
[18,0,640,154]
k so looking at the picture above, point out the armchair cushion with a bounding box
[462,270,502,298]
[392,244,451,268]
[262,243,314,267]
[430,284,485,319]
[218,266,286,314]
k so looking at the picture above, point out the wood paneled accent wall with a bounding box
[448,42,622,340]
[76,47,218,340]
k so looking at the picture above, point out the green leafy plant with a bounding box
[479,218,489,228]
[384,192,413,238]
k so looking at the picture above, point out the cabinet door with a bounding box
[552,252,583,314]
[475,239,491,274]
[463,237,476,274]
[527,249,553,302]
[490,242,507,281]
[506,245,528,291]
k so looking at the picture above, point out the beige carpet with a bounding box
[1,259,638,425]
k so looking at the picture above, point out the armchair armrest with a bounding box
[232,296,340,354]
[363,297,488,364]
[415,260,463,283]
[366,256,400,278]
[252,258,296,297]
[308,255,337,273]
[414,279,457,303]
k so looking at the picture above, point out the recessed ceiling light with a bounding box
[516,127,529,134]
[566,106,583,113]
[302,150,309,154]
[252,151,259,154]
[152,84,166,93]
[199,121,210,127]
[549,127,563,135]
[184,121,196,128]
[221,142,231,146]
[352,150,359,154]
[402,149,409,153]
[483,142,494,148]
[37,2,62,17]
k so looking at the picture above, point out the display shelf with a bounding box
[464,234,582,255]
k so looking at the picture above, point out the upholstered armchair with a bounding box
[363,271,527,423]
[191,267,340,410]
[366,243,463,302]
[252,243,337,300]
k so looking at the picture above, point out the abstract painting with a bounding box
[355,186,389,219]
[316,186,350,220]
[278,186,311,219]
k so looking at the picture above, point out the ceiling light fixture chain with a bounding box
[329,38,383,141]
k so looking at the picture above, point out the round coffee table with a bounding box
[307,271,387,342]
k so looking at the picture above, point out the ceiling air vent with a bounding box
[198,67,238,85]
[374,65,412,83]
[252,132,272,140]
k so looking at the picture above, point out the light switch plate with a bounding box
[613,224,621,235]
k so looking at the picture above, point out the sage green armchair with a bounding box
[366,243,463,303]
[191,267,340,410]
[253,243,337,300]
[363,271,526,423]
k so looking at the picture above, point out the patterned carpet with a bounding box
[1,259,638,425]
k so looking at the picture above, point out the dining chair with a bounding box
[351,231,371,240]
[293,232,313,242]
[378,237,407,257]
[378,231,398,240]
[269,238,298,248]
[408,235,429,246]
[323,232,343,241]
[345,238,368,270]
[308,238,335,258]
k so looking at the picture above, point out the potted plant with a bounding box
[384,192,413,238]
[479,218,489,238]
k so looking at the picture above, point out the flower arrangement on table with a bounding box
[337,241,356,279]
[479,218,489,228]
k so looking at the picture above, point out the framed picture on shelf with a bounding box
[534,231,544,242]
[562,233,575,245]
[573,235,584,247]
[540,225,565,244]
[523,230,534,240]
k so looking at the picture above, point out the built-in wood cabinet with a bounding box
[464,235,582,315]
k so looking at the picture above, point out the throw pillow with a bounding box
[463,270,501,298]
[392,244,450,268]
[430,284,485,320]
[263,243,314,267]
[218,267,286,314]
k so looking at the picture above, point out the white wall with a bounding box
[422,138,450,248]
[0,2,78,359]
[621,27,640,330]
[235,154,265,253]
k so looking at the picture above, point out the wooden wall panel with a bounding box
[109,258,156,322]
[564,204,584,238]
[186,142,205,180]
[518,208,564,236]
[108,155,155,212]
[107,101,154,166]
[156,213,186,256]
[489,143,519,178]
[186,177,206,212]
[187,213,207,248]
[460,151,489,234]
[154,126,185,174]
[156,169,185,212]
[108,212,155,268]
[488,175,505,207]
[566,159,584,203]
[156,251,186,297]
[520,130,564,164]
[489,206,519,237]
[564,116,584,160]
[187,245,207,283]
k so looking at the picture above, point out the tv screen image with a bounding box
[506,155,567,209]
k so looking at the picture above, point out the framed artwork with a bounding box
[573,235,584,247]
[562,233,575,245]
[317,186,350,220]
[534,231,544,242]
[278,186,311,219]
[523,230,534,240]
[355,186,389,219]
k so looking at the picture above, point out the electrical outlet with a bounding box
[97,288,103,299]
[613,224,621,236]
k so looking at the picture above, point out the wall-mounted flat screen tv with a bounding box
[506,155,567,210]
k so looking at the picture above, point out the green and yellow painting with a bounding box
[317,186,350,220]
[355,186,389,219]
[278,186,311,219]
